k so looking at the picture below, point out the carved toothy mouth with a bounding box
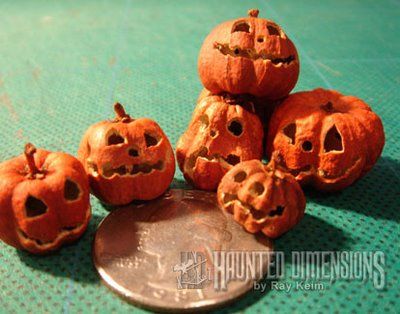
[16,205,91,249]
[184,147,241,176]
[197,154,240,167]
[287,165,312,177]
[222,193,284,224]
[277,157,363,181]
[88,160,164,179]
[214,42,296,66]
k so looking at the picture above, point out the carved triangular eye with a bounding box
[25,196,47,217]
[283,123,296,144]
[324,125,343,152]
[232,21,250,33]
[267,25,280,36]
[145,133,159,147]
[107,130,125,145]
[64,179,81,200]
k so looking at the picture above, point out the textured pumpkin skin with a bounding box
[217,159,305,238]
[267,88,385,191]
[198,9,299,99]
[0,147,90,254]
[198,89,279,139]
[177,90,264,191]
[78,104,175,205]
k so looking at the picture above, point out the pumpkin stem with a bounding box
[24,143,39,177]
[248,8,259,18]
[321,101,337,113]
[114,102,131,122]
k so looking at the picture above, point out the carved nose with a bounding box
[302,141,313,152]
[257,36,265,43]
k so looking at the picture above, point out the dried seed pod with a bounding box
[176,90,264,191]
[78,103,175,205]
[217,156,305,238]
[0,143,91,254]
[267,88,385,191]
[198,8,299,99]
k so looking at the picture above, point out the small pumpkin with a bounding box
[198,8,299,99]
[199,89,279,143]
[176,90,264,191]
[0,143,91,254]
[267,88,385,191]
[78,103,175,205]
[217,156,305,238]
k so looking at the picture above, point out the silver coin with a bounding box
[93,189,273,312]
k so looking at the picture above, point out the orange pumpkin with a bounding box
[217,156,305,238]
[198,9,299,99]
[176,90,264,191]
[200,89,279,142]
[78,103,175,205]
[267,88,385,191]
[0,143,91,254]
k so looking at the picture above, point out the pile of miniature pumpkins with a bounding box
[0,104,176,254]
[0,9,384,254]
[177,9,384,237]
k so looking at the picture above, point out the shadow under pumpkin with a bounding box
[305,156,400,223]
[213,157,398,312]
[17,213,104,284]
[212,213,350,313]
[16,156,397,306]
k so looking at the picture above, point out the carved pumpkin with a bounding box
[267,88,385,191]
[176,90,264,191]
[78,103,175,205]
[198,8,299,99]
[199,89,278,143]
[0,143,91,254]
[217,156,305,238]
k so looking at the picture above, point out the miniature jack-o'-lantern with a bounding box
[198,9,299,99]
[78,103,175,205]
[0,143,91,254]
[217,156,305,238]
[198,89,279,143]
[267,88,385,191]
[176,90,264,191]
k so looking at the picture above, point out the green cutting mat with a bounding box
[0,0,399,313]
